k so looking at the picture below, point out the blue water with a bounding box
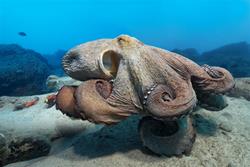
[1,0,250,54]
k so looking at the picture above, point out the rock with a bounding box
[46,75,60,90]
[0,133,6,147]
[0,133,9,166]
[0,136,51,166]
[13,97,40,111]
[198,93,228,111]
[226,77,250,101]
[46,75,81,91]
[2,96,250,167]
[43,49,67,76]
[0,94,99,166]
[13,102,25,111]
[174,42,250,77]
[193,113,217,136]
[200,42,250,77]
[0,100,4,108]
[0,44,52,96]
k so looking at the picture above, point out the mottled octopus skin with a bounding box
[60,35,235,124]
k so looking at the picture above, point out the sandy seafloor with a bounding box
[1,94,250,167]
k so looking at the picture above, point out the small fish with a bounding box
[24,97,39,108]
[45,94,57,108]
[18,32,27,37]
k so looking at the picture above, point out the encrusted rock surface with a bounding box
[0,94,100,166]
[46,75,81,91]
[0,134,51,166]
[0,44,51,96]
[227,77,250,101]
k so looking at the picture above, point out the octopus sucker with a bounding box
[56,35,234,156]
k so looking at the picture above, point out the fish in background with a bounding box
[18,32,27,37]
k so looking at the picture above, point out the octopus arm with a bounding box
[139,116,196,156]
[74,79,133,125]
[153,47,235,94]
[145,80,197,120]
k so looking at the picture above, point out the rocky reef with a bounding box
[173,42,250,78]
[0,44,52,96]
[227,77,250,100]
[201,42,250,77]
[43,50,66,76]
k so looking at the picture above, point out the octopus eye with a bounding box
[99,50,121,79]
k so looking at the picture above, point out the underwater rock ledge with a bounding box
[0,94,101,166]
[0,44,52,96]
[226,77,250,101]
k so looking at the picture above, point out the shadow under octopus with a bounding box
[56,35,235,156]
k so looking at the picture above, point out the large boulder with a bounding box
[46,75,81,91]
[0,94,100,166]
[0,134,51,166]
[226,77,250,101]
[0,44,52,96]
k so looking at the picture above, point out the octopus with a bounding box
[56,35,235,156]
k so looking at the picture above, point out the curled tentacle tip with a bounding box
[56,86,81,119]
